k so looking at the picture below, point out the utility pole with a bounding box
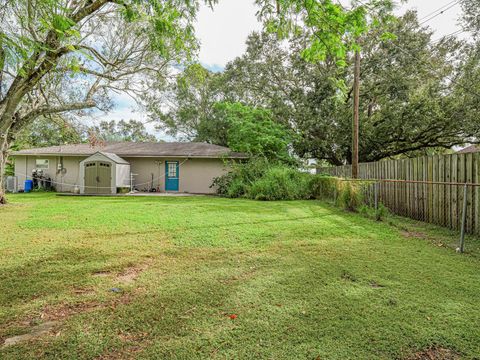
[352,49,360,179]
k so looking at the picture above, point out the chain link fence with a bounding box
[332,179,480,253]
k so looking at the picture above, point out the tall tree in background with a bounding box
[214,102,292,161]
[148,63,225,140]
[455,0,480,143]
[256,0,395,177]
[90,119,158,143]
[0,0,215,204]
[216,10,479,165]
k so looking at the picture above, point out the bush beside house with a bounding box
[213,159,366,211]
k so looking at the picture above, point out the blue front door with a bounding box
[165,161,179,191]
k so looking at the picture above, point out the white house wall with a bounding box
[14,155,84,192]
[14,155,230,194]
[124,157,228,194]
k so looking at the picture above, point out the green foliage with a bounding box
[308,174,339,199]
[460,0,480,34]
[90,119,158,143]
[248,167,311,200]
[154,81,294,161]
[215,161,312,201]
[336,181,364,212]
[214,160,367,211]
[2,0,213,72]
[256,0,394,66]
[12,116,82,150]
[4,161,14,177]
[376,203,388,221]
[217,102,292,161]
[221,11,479,165]
[212,158,271,198]
[150,64,225,141]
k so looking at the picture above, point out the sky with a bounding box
[107,0,466,139]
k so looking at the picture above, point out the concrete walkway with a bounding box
[57,192,206,197]
[127,192,203,197]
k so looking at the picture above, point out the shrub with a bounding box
[213,159,369,212]
[212,158,271,198]
[376,203,388,221]
[248,167,311,200]
[308,175,338,200]
[336,181,364,212]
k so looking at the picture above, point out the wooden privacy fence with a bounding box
[318,153,480,235]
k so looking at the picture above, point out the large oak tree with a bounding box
[0,0,216,203]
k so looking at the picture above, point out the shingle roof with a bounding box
[12,142,249,159]
[457,145,480,154]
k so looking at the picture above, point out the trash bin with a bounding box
[24,180,33,193]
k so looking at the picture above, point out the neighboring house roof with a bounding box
[457,145,480,154]
[12,142,248,159]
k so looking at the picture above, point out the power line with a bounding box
[303,0,477,99]
[418,0,459,23]
[418,1,460,26]
[431,29,467,44]
[355,0,480,99]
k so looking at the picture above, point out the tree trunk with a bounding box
[0,136,9,205]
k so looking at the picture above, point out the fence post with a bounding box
[459,183,468,253]
[374,182,379,220]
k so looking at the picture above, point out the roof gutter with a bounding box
[11,153,249,159]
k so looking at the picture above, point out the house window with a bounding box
[168,162,177,177]
[36,159,49,169]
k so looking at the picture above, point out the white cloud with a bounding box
[195,0,262,68]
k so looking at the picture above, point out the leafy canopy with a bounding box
[214,102,292,161]
[255,0,395,66]
[89,120,158,143]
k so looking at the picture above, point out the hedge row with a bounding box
[213,160,366,211]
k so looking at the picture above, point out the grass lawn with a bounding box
[1,193,479,359]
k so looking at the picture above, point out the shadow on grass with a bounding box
[0,247,112,308]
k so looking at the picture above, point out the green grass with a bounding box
[1,193,479,359]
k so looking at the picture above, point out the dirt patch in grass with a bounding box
[116,263,150,284]
[2,321,59,348]
[401,230,428,240]
[406,346,461,360]
[95,332,151,360]
[92,260,152,284]
[95,345,145,360]
[92,271,110,277]
[72,287,97,296]
[1,293,136,348]
[401,230,450,249]
[218,266,258,285]
[40,300,106,321]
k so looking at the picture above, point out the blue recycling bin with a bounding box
[24,180,33,192]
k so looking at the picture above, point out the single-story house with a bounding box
[12,142,248,194]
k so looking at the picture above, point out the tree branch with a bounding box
[14,100,96,132]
